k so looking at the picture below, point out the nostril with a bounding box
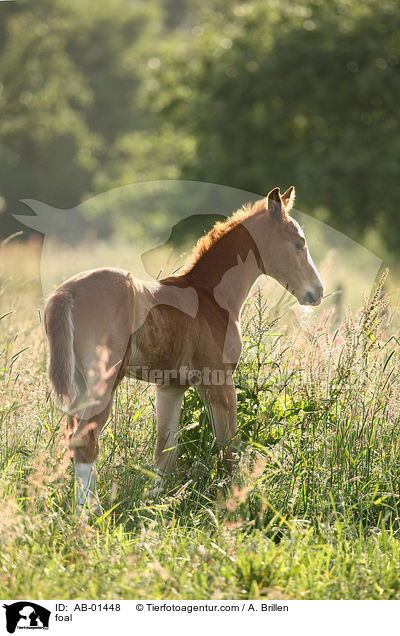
[301,286,324,306]
[304,291,315,304]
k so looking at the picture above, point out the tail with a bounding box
[44,289,77,408]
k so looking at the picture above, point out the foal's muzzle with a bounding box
[300,285,324,306]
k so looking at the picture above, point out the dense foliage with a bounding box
[1,0,400,249]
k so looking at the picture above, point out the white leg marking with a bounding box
[152,469,168,496]
[75,461,101,516]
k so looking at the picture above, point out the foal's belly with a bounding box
[126,323,195,385]
[126,334,237,387]
[126,350,192,385]
[124,299,238,386]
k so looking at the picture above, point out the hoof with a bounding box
[76,494,102,520]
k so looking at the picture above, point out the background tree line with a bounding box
[1,0,399,255]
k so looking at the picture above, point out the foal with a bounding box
[44,186,323,513]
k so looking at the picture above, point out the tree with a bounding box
[146,0,400,250]
[0,0,159,239]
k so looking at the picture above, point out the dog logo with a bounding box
[3,602,50,633]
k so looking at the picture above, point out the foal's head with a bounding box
[260,186,324,306]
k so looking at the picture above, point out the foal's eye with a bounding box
[295,241,305,251]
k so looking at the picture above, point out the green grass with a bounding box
[1,242,400,599]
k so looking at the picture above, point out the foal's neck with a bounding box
[184,211,265,319]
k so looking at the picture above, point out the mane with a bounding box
[183,198,267,273]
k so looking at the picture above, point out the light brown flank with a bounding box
[44,186,324,514]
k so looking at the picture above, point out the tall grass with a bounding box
[0,241,400,599]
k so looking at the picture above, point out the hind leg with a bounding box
[69,395,114,517]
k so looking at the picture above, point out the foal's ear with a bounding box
[267,187,285,218]
[281,186,296,212]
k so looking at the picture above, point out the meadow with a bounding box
[1,238,400,600]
